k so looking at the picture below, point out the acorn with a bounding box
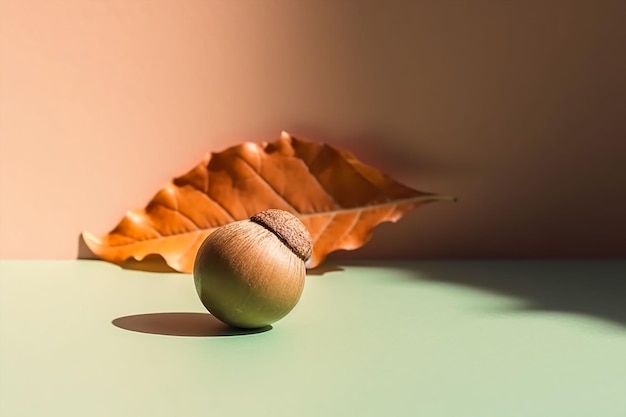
[193,209,313,329]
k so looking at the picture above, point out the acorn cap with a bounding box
[250,209,313,261]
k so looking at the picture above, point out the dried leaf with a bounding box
[83,132,454,272]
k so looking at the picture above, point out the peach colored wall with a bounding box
[1,0,625,261]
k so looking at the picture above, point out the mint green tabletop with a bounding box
[1,260,624,417]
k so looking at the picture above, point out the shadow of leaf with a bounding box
[402,260,626,328]
[307,263,344,276]
[77,233,98,260]
[119,254,178,273]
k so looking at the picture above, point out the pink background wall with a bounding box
[1,0,624,261]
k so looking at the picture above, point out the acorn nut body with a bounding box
[193,209,313,329]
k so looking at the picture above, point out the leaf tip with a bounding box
[438,194,458,203]
[80,231,106,260]
[81,230,101,247]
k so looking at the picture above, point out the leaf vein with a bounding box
[335,209,362,246]
[302,159,340,208]
[300,196,432,219]
[312,213,336,246]
[191,188,236,221]
[158,204,201,230]
[239,157,298,212]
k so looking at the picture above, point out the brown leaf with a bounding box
[83,132,454,272]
